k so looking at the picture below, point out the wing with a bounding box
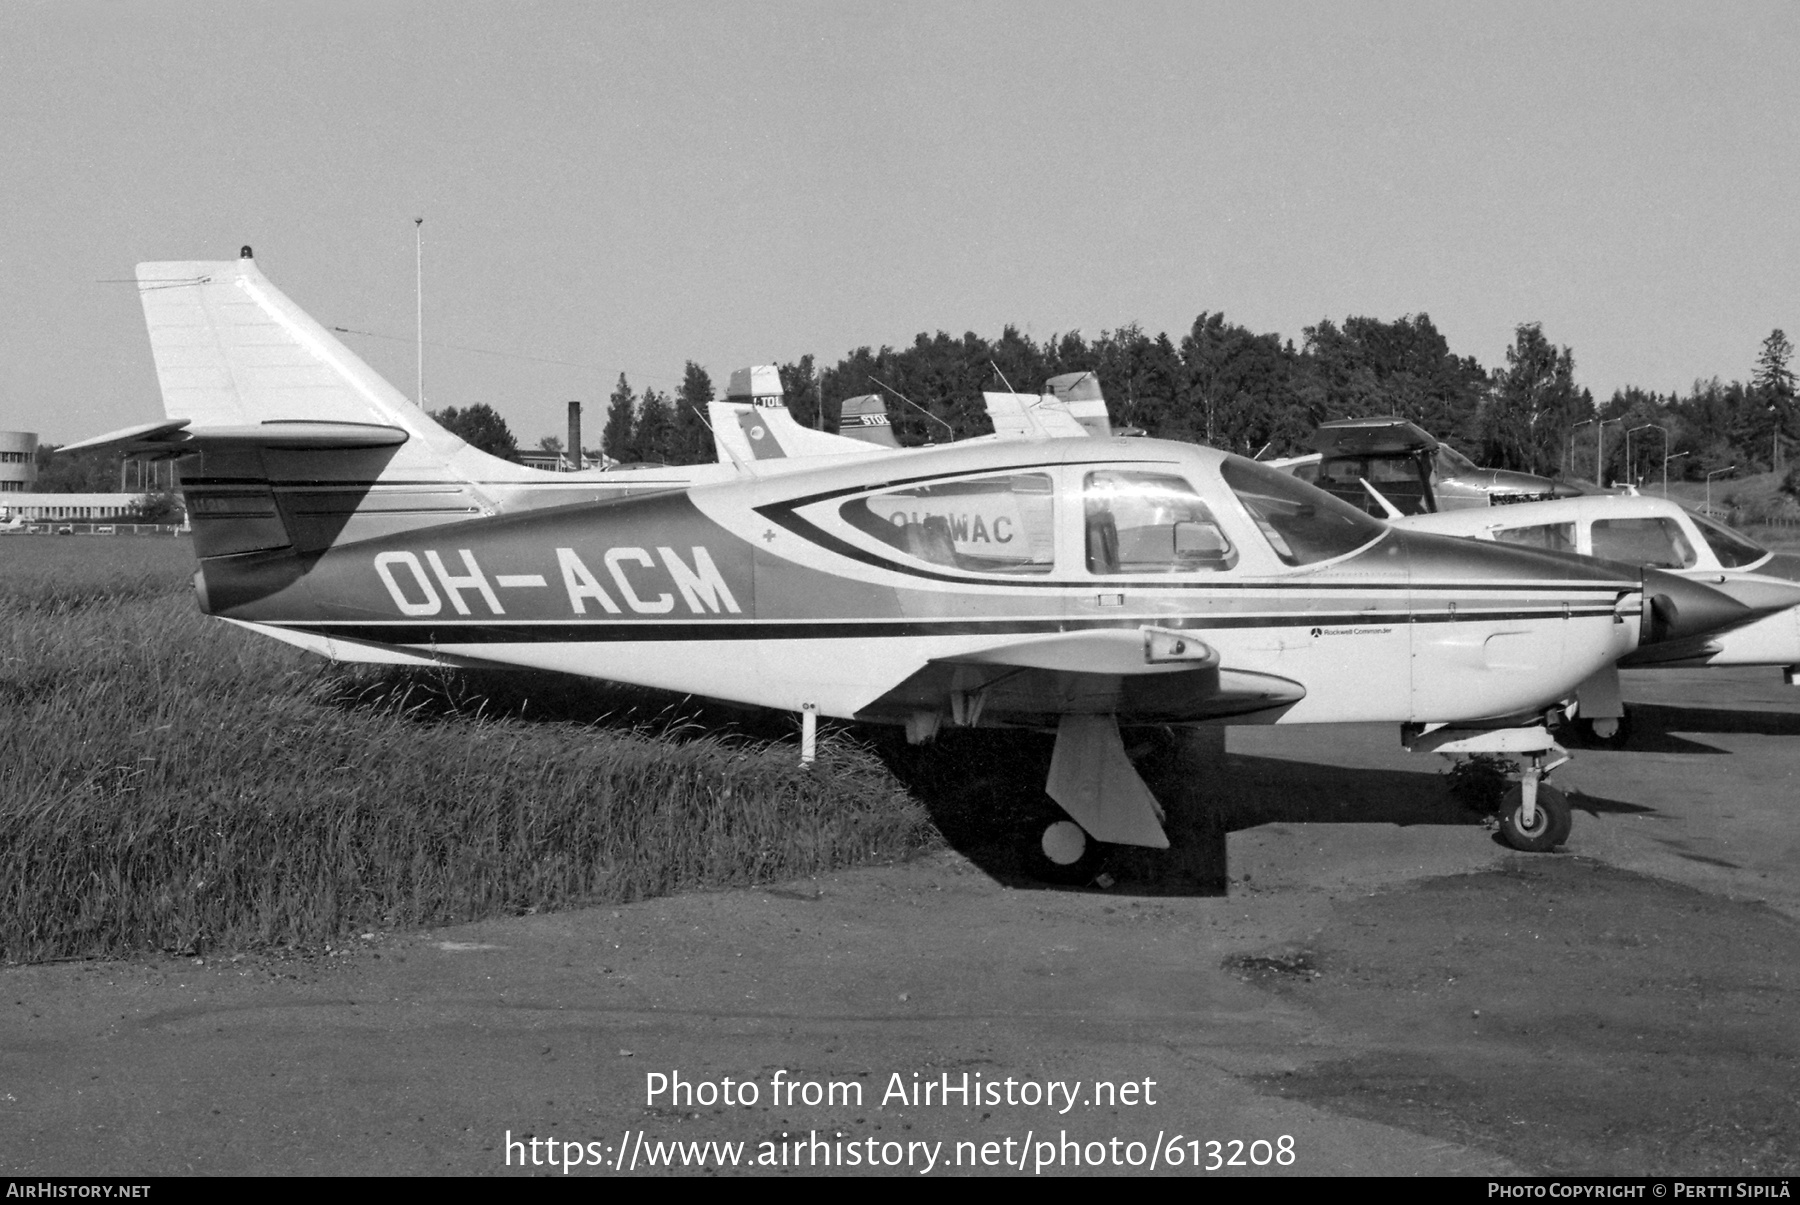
[855,626,1305,729]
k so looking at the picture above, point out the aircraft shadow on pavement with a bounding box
[869,730,1567,898]
[1617,702,1800,749]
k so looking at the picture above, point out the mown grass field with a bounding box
[0,537,938,963]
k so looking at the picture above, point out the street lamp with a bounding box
[1663,450,1688,497]
[1626,423,1666,490]
[1706,465,1736,511]
[1571,417,1621,487]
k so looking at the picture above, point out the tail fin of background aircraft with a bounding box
[707,364,888,463]
[834,394,900,448]
[1044,373,1112,438]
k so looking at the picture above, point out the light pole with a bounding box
[415,216,425,409]
[1572,417,1620,486]
[1626,423,1664,489]
[1706,465,1735,511]
[1598,417,1620,487]
[1663,450,1688,496]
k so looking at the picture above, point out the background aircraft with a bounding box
[62,253,1745,871]
[1274,417,1587,516]
[1397,495,1800,744]
[1233,414,1800,745]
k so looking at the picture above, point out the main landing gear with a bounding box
[1030,818,1109,885]
[1406,722,1574,853]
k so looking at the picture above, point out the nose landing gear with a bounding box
[1405,723,1574,853]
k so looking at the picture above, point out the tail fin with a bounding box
[135,250,503,486]
[1044,372,1112,437]
[707,365,891,463]
[835,394,900,448]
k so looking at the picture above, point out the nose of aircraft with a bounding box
[1639,568,1789,645]
[1639,568,1747,646]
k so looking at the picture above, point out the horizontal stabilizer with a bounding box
[59,419,409,458]
[981,391,1089,441]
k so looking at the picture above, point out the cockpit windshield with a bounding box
[1434,444,1479,476]
[1220,456,1386,566]
[1687,510,1770,569]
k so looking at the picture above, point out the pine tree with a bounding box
[671,362,715,464]
[635,387,674,464]
[1754,329,1795,397]
[601,374,637,463]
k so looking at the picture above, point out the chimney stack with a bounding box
[566,400,582,471]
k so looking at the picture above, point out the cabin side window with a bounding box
[839,472,1056,574]
[1492,522,1576,553]
[1591,517,1697,569]
[1082,471,1237,575]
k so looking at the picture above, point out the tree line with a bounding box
[586,314,1795,497]
[37,313,1797,521]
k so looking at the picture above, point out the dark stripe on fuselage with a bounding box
[276,606,1627,645]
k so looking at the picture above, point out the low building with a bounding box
[0,492,150,522]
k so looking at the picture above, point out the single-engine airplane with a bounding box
[1394,494,1800,744]
[63,251,1749,872]
[1275,417,1587,516]
[1254,418,1800,744]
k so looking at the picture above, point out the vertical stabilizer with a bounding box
[1045,372,1112,438]
[835,394,900,447]
[136,251,530,498]
[710,366,889,463]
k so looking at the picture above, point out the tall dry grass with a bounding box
[0,539,938,962]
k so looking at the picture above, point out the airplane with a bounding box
[61,250,1754,877]
[1243,416,1800,745]
[702,370,1799,762]
[1394,494,1800,745]
[1275,417,1588,516]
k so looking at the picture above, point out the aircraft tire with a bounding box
[1026,818,1107,885]
[1497,783,1572,853]
[1576,707,1634,750]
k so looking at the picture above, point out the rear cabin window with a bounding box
[840,472,1056,574]
[1083,471,1237,574]
[1493,522,1576,554]
[1220,457,1386,566]
[1591,517,1697,569]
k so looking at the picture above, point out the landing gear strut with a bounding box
[1405,723,1574,853]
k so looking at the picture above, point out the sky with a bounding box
[1,1,1795,445]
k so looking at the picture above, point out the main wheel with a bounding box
[1497,782,1573,852]
[1575,706,1633,749]
[1026,818,1107,884]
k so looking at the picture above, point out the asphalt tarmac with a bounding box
[3,667,1796,1177]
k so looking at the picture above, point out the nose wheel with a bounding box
[1498,781,1573,852]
